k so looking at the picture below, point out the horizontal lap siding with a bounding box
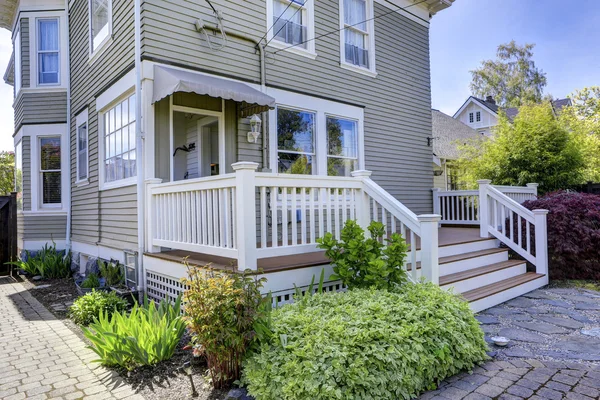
[14,92,68,132]
[22,214,67,240]
[70,0,137,250]
[141,0,433,215]
[21,18,30,88]
[22,137,31,211]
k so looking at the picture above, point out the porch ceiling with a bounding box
[0,0,17,31]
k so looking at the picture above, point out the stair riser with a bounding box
[441,264,527,294]
[439,239,498,258]
[441,251,509,275]
[469,276,549,312]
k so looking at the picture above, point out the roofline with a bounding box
[3,52,14,86]
[0,0,18,31]
[452,96,499,119]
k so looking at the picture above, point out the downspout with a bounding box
[134,0,145,294]
[65,0,72,253]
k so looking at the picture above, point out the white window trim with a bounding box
[267,87,365,176]
[88,0,113,61]
[266,0,316,59]
[28,11,68,90]
[75,108,89,185]
[98,89,137,191]
[339,0,377,77]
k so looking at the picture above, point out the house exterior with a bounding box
[431,109,480,190]
[453,95,572,136]
[3,0,552,312]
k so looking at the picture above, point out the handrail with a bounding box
[487,186,534,223]
[149,173,236,192]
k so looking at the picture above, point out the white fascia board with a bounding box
[374,0,431,27]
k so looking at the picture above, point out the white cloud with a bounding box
[0,29,14,151]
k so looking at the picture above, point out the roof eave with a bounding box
[426,0,454,15]
[0,1,18,31]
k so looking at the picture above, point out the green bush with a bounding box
[242,284,488,400]
[9,243,71,278]
[69,290,128,326]
[98,259,124,287]
[317,220,408,290]
[83,296,185,370]
[81,273,101,289]
[182,266,270,389]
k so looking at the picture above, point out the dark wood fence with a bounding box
[0,193,17,275]
[575,182,600,195]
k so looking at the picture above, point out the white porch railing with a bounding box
[432,183,538,225]
[146,162,442,284]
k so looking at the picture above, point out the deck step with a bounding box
[407,247,507,271]
[461,272,545,302]
[439,260,525,286]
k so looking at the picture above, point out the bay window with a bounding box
[341,0,375,73]
[40,137,61,206]
[277,107,315,175]
[326,117,358,176]
[37,18,59,85]
[90,0,111,53]
[103,94,136,184]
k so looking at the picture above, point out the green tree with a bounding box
[0,151,15,196]
[470,41,547,108]
[456,103,584,194]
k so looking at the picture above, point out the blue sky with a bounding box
[431,0,600,116]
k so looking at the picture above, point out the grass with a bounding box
[549,280,600,292]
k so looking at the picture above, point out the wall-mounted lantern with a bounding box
[247,114,262,143]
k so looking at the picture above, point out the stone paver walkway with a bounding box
[0,277,144,400]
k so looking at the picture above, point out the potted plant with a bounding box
[75,273,105,296]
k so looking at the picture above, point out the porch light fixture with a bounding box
[248,114,262,143]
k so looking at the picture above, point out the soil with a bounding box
[19,273,232,400]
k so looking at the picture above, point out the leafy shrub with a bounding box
[81,273,101,289]
[242,284,488,400]
[522,191,600,280]
[98,259,124,287]
[83,296,185,370]
[69,290,128,326]
[182,266,270,389]
[9,243,71,278]
[317,220,408,290]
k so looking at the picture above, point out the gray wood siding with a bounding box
[22,136,31,211]
[22,214,67,241]
[14,91,68,132]
[20,17,30,88]
[141,0,434,214]
[69,0,137,251]
[17,213,24,244]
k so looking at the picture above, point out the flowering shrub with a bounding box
[522,191,600,280]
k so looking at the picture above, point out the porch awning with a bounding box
[152,66,275,116]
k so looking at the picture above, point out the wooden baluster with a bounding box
[260,187,267,248]
[372,199,378,222]
[231,187,237,249]
[271,187,278,248]
[334,189,340,240]
[410,231,417,282]
[518,215,522,249]
[509,209,514,242]
[201,190,208,245]
[501,205,506,237]
[326,188,332,234]
[282,188,288,246]
[381,209,387,238]
[318,188,325,239]
[291,187,298,246]
[301,188,307,245]
[219,188,225,247]
[341,188,348,226]
[309,188,316,244]
[224,188,231,248]
[391,216,396,235]
[526,221,531,254]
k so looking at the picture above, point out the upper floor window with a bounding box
[341,0,375,75]
[40,136,61,206]
[103,94,136,185]
[469,112,474,123]
[277,107,315,175]
[267,0,315,57]
[476,111,481,122]
[90,0,111,53]
[37,19,59,85]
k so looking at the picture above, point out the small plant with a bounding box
[8,242,71,279]
[317,220,409,290]
[69,290,128,326]
[98,259,124,287]
[182,266,270,389]
[83,296,185,370]
[81,273,101,289]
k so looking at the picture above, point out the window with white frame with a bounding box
[40,136,61,206]
[76,110,89,182]
[326,116,358,176]
[37,18,59,85]
[14,29,21,93]
[272,0,308,48]
[476,111,481,122]
[469,112,474,123]
[277,107,315,175]
[103,94,136,183]
[90,0,111,52]
[342,0,374,70]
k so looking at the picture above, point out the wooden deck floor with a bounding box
[145,227,484,273]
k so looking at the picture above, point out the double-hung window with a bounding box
[90,0,111,53]
[40,137,61,206]
[476,111,481,122]
[37,19,59,85]
[342,0,374,72]
[469,112,474,123]
[277,107,315,175]
[273,0,307,48]
[326,117,358,176]
[103,94,136,184]
[76,110,89,182]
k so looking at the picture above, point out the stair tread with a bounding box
[439,260,525,286]
[461,273,545,302]
[406,247,508,270]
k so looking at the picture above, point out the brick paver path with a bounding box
[0,277,144,400]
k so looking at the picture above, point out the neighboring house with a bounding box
[2,0,552,312]
[432,109,480,190]
[453,95,572,136]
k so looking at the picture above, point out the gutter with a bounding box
[134,0,145,295]
[65,0,72,253]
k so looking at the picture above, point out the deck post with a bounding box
[233,162,259,270]
[418,214,441,285]
[532,209,549,277]
[145,178,163,253]
[351,170,372,231]
[526,183,539,197]
[432,188,441,216]
[477,179,492,238]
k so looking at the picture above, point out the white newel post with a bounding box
[418,214,441,285]
[351,170,372,231]
[526,183,539,197]
[233,162,259,271]
[145,178,163,253]
[432,188,441,216]
[532,209,549,277]
[477,179,492,238]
